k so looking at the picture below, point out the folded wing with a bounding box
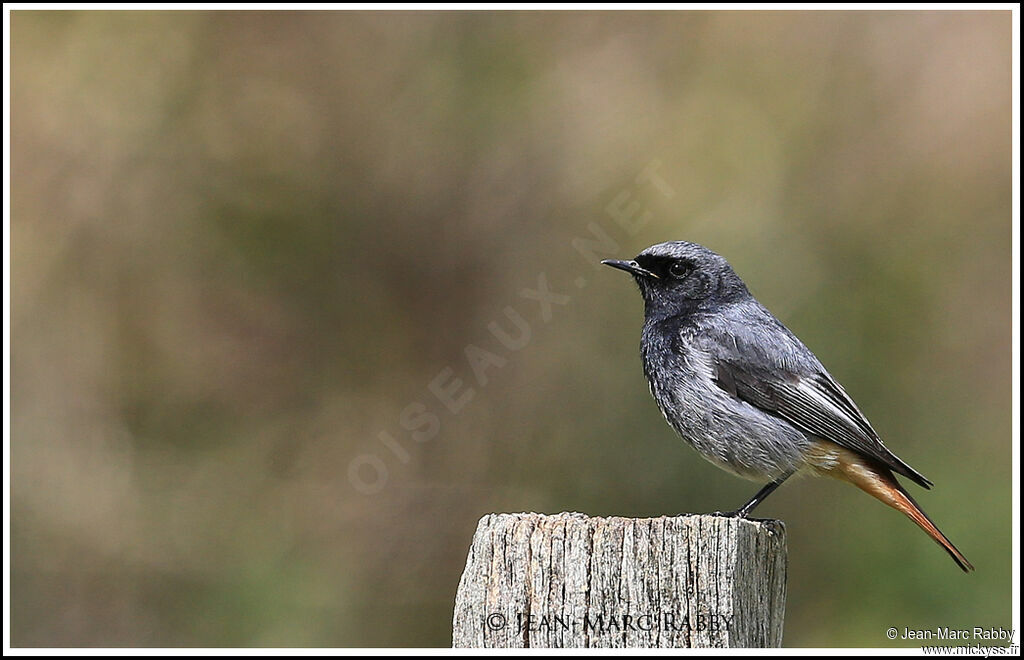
[706,321,933,489]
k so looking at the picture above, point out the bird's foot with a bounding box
[711,509,749,519]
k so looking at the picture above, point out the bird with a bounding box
[602,240,973,572]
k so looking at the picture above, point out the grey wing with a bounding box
[704,319,933,489]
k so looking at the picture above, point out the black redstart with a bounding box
[603,240,973,572]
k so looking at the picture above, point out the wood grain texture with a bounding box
[452,512,786,648]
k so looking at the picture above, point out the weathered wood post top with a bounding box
[452,511,787,648]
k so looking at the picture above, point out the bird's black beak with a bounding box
[601,259,659,279]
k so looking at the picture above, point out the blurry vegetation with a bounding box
[11,10,1012,647]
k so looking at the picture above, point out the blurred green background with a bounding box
[10,10,1012,648]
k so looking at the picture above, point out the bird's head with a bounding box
[602,241,750,320]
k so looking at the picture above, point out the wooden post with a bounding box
[452,512,786,648]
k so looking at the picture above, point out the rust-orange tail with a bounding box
[809,443,974,572]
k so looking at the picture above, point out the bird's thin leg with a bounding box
[728,472,794,518]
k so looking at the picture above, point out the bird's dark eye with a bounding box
[669,261,692,279]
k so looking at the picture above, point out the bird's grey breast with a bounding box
[640,314,812,480]
[641,318,727,442]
